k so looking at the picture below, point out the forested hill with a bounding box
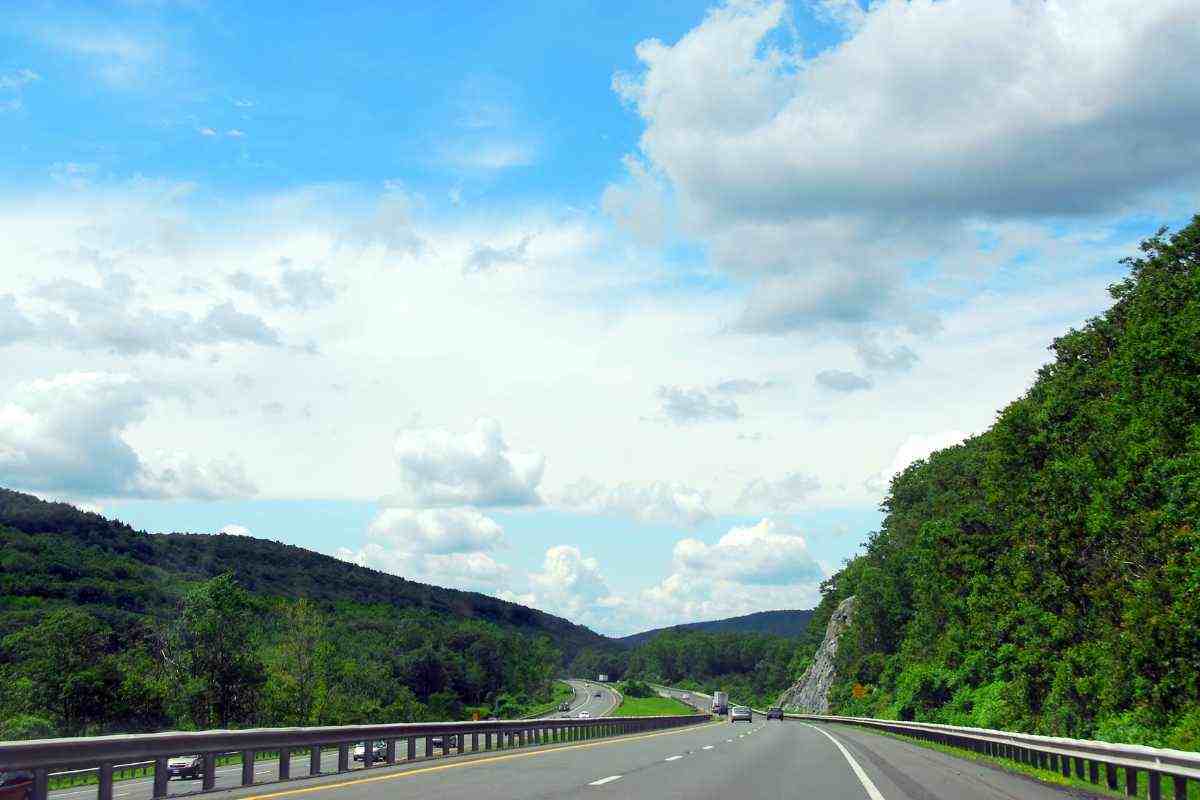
[808,218,1200,750]
[0,487,606,653]
[618,609,814,647]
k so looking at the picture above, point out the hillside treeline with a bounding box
[810,218,1200,749]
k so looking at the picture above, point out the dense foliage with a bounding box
[0,493,583,738]
[815,218,1200,750]
[617,609,813,647]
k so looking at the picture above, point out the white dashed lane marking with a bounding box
[589,775,622,786]
[702,745,714,750]
[664,755,683,762]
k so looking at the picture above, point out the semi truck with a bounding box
[711,691,729,715]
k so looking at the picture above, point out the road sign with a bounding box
[852,683,867,699]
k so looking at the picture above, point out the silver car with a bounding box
[730,706,752,722]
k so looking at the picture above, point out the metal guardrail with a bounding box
[1,712,709,800]
[789,714,1199,799]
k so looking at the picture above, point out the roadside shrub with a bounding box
[621,679,655,698]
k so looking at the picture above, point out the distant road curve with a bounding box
[562,679,620,718]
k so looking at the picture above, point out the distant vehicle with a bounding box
[165,755,202,780]
[766,707,784,720]
[594,691,602,697]
[429,734,460,750]
[578,711,590,718]
[0,770,33,800]
[352,741,386,762]
[598,673,609,682]
[559,701,571,711]
[712,691,729,715]
[730,706,752,723]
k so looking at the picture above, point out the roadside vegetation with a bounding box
[612,695,696,718]
[804,218,1200,750]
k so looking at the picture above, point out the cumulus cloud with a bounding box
[735,472,820,514]
[557,478,712,526]
[387,418,544,508]
[866,429,971,495]
[855,337,919,373]
[612,0,1200,349]
[0,372,257,499]
[0,69,40,91]
[37,28,163,90]
[463,234,534,274]
[522,545,627,629]
[218,523,250,536]
[815,369,872,392]
[227,261,338,310]
[336,507,510,592]
[635,519,825,628]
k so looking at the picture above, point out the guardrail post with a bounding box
[152,758,168,798]
[1106,763,1119,790]
[32,769,48,800]
[310,745,321,776]
[407,736,415,760]
[1148,771,1161,800]
[386,739,397,765]
[1126,767,1138,796]
[1173,776,1188,799]
[242,750,255,785]
[98,763,114,800]
[1074,756,1085,779]
[362,739,373,767]
[337,743,349,772]
[279,748,291,779]
[485,732,493,750]
[472,732,479,752]
[1087,760,1098,784]
[202,753,216,790]
[425,736,433,758]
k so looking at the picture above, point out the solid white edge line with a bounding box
[798,722,885,800]
[588,775,622,786]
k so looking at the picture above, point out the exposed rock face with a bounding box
[776,595,856,714]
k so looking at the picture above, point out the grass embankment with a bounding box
[521,680,575,718]
[612,695,697,717]
[848,725,1199,800]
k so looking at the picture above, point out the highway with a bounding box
[47,680,620,800]
[116,716,1085,800]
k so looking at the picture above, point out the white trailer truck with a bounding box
[712,690,729,715]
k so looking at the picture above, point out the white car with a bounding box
[578,711,590,719]
[730,706,753,722]
[352,741,386,762]
[166,755,202,780]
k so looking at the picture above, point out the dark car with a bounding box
[766,707,784,720]
[593,691,602,697]
[0,770,32,800]
[429,734,461,751]
[165,755,202,780]
[559,702,571,711]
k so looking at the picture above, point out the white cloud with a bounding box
[866,429,971,495]
[815,369,872,392]
[227,129,245,138]
[463,234,534,274]
[735,471,820,514]
[387,418,544,508]
[522,545,628,630]
[38,28,163,90]
[337,508,510,592]
[198,127,217,137]
[653,385,741,424]
[635,519,825,628]
[219,523,250,536]
[611,0,1200,350]
[0,69,40,91]
[227,261,338,310]
[557,478,712,526]
[0,371,257,500]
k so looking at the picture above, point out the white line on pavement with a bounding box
[588,775,622,786]
[702,745,714,750]
[798,723,885,800]
[664,756,683,762]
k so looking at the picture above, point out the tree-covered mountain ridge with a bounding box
[806,218,1200,750]
[618,609,814,647]
[0,486,606,652]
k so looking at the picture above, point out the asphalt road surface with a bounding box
[121,716,1090,800]
[48,680,619,800]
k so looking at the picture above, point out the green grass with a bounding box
[841,724,1199,800]
[612,695,697,717]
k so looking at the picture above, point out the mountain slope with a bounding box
[812,217,1200,749]
[0,487,607,655]
[618,609,814,647]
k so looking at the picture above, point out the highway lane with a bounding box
[198,715,1095,800]
[47,680,616,800]
[562,680,620,718]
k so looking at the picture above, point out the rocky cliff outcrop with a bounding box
[776,595,855,713]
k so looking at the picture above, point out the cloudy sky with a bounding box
[2,0,1197,635]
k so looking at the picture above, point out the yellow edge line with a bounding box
[240,720,721,800]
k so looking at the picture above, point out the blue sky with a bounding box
[2,0,1197,635]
